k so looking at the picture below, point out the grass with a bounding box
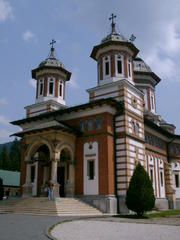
[147,209,180,218]
[114,209,180,219]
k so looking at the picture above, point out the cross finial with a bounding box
[50,39,56,49]
[109,13,116,25]
[109,13,117,34]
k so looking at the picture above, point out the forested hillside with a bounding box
[0,138,21,171]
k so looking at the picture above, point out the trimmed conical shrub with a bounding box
[125,163,155,217]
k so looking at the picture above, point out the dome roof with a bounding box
[101,32,128,43]
[39,47,65,68]
[133,57,152,72]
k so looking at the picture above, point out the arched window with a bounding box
[117,55,122,74]
[48,78,54,95]
[87,120,94,131]
[115,54,124,76]
[39,79,44,96]
[131,120,140,135]
[103,56,110,78]
[135,122,140,135]
[128,59,132,78]
[59,81,63,98]
[96,117,103,130]
[151,94,155,110]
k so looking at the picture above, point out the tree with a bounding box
[9,138,21,171]
[0,146,10,170]
[125,163,155,217]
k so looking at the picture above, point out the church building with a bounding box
[11,15,180,213]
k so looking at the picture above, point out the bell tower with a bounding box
[25,40,71,117]
[88,15,146,212]
[90,14,139,88]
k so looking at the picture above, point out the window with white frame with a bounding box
[103,56,110,78]
[38,79,44,96]
[128,59,132,78]
[175,174,179,188]
[115,54,124,76]
[160,171,164,187]
[48,78,54,95]
[59,81,63,98]
[87,159,95,180]
[151,94,155,110]
[150,168,153,182]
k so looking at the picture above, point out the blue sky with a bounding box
[0,0,180,143]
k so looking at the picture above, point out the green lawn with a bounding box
[115,209,180,219]
[146,209,180,218]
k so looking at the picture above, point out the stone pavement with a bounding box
[51,219,180,240]
[0,213,180,240]
[0,214,70,240]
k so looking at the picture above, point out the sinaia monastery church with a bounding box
[11,15,180,213]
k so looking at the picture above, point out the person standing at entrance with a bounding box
[48,181,54,200]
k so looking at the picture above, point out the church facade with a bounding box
[11,16,180,213]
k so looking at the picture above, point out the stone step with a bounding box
[0,197,102,216]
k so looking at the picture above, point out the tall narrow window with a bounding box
[175,174,179,188]
[39,79,44,96]
[128,59,132,78]
[49,78,54,95]
[117,55,122,74]
[151,95,154,110]
[59,82,63,97]
[150,169,153,182]
[105,61,109,75]
[31,166,35,183]
[87,160,95,180]
[104,56,110,77]
[160,171,164,187]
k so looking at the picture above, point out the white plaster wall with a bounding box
[172,162,180,198]
[83,142,99,195]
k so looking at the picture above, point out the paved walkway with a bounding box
[1,213,180,240]
[0,214,68,240]
[51,219,180,240]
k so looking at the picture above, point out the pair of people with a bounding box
[44,181,54,200]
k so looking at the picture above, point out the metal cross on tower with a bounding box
[50,39,56,49]
[109,13,117,34]
[109,13,116,24]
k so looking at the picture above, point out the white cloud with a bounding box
[29,78,36,88]
[0,115,10,125]
[145,49,176,80]
[69,68,79,89]
[0,98,8,106]
[0,0,13,22]
[142,21,180,82]
[22,30,35,41]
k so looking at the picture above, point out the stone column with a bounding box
[22,163,32,197]
[165,162,176,209]
[50,153,60,198]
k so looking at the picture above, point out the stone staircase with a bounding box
[0,197,103,216]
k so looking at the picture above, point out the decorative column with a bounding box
[165,162,176,209]
[50,152,60,198]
